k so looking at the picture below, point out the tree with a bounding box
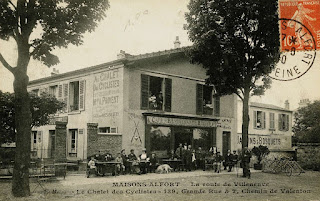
[185,0,279,163]
[0,0,109,197]
[0,91,65,144]
[293,100,320,143]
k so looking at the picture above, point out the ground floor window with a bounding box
[150,126,171,158]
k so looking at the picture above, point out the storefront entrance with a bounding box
[174,127,193,149]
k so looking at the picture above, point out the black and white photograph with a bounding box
[0,0,319,200]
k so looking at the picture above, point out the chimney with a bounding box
[284,100,289,110]
[298,99,310,108]
[51,68,59,76]
[117,50,126,59]
[174,36,181,48]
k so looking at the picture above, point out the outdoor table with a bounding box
[54,163,77,179]
[162,159,182,171]
[95,161,120,176]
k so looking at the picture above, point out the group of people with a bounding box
[87,145,252,178]
[172,143,240,173]
[88,148,160,176]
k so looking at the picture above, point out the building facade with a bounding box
[27,47,292,161]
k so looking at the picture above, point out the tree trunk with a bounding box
[241,87,250,175]
[12,38,32,197]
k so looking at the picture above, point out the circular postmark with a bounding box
[268,18,316,81]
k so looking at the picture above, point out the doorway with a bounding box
[222,131,231,156]
[174,127,193,150]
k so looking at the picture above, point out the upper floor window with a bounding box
[57,80,86,113]
[141,74,172,111]
[254,110,266,129]
[269,113,275,130]
[69,81,80,111]
[49,85,58,97]
[31,89,39,96]
[279,114,289,131]
[196,84,213,115]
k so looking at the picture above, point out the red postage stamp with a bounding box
[279,0,320,52]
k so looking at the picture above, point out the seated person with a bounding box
[169,150,178,160]
[128,149,139,174]
[87,157,97,177]
[95,151,105,161]
[213,151,223,173]
[121,149,129,174]
[105,153,113,161]
[149,152,159,173]
[115,153,125,174]
[139,148,149,174]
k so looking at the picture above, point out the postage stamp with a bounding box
[279,0,320,51]
[268,0,318,81]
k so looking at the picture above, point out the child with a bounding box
[115,153,125,174]
[88,157,96,169]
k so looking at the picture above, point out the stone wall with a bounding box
[296,143,320,171]
[87,123,122,158]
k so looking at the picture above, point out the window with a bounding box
[69,81,79,111]
[49,85,58,97]
[98,127,118,134]
[141,74,172,111]
[69,129,78,157]
[254,111,266,129]
[269,113,275,130]
[196,84,213,115]
[31,89,39,96]
[279,114,289,131]
[57,80,85,112]
[150,126,171,158]
[32,131,37,144]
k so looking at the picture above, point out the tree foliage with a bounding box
[185,0,279,99]
[0,91,65,144]
[293,100,320,143]
[0,0,110,67]
[185,0,280,154]
[0,0,109,197]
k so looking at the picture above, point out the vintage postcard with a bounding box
[0,0,319,201]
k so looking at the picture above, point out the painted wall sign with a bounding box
[146,116,232,129]
[237,134,292,150]
[92,68,123,127]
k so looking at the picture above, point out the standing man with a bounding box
[185,145,192,171]
[242,147,252,178]
[196,147,205,171]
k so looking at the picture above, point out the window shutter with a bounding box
[253,111,257,128]
[79,80,85,111]
[164,78,172,112]
[286,115,289,131]
[214,96,220,116]
[37,131,42,143]
[196,84,203,115]
[141,74,149,109]
[278,114,282,131]
[63,83,69,113]
[58,85,63,99]
[262,112,266,129]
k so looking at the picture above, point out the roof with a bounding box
[250,102,292,112]
[28,47,189,85]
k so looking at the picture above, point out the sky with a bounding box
[0,0,319,110]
